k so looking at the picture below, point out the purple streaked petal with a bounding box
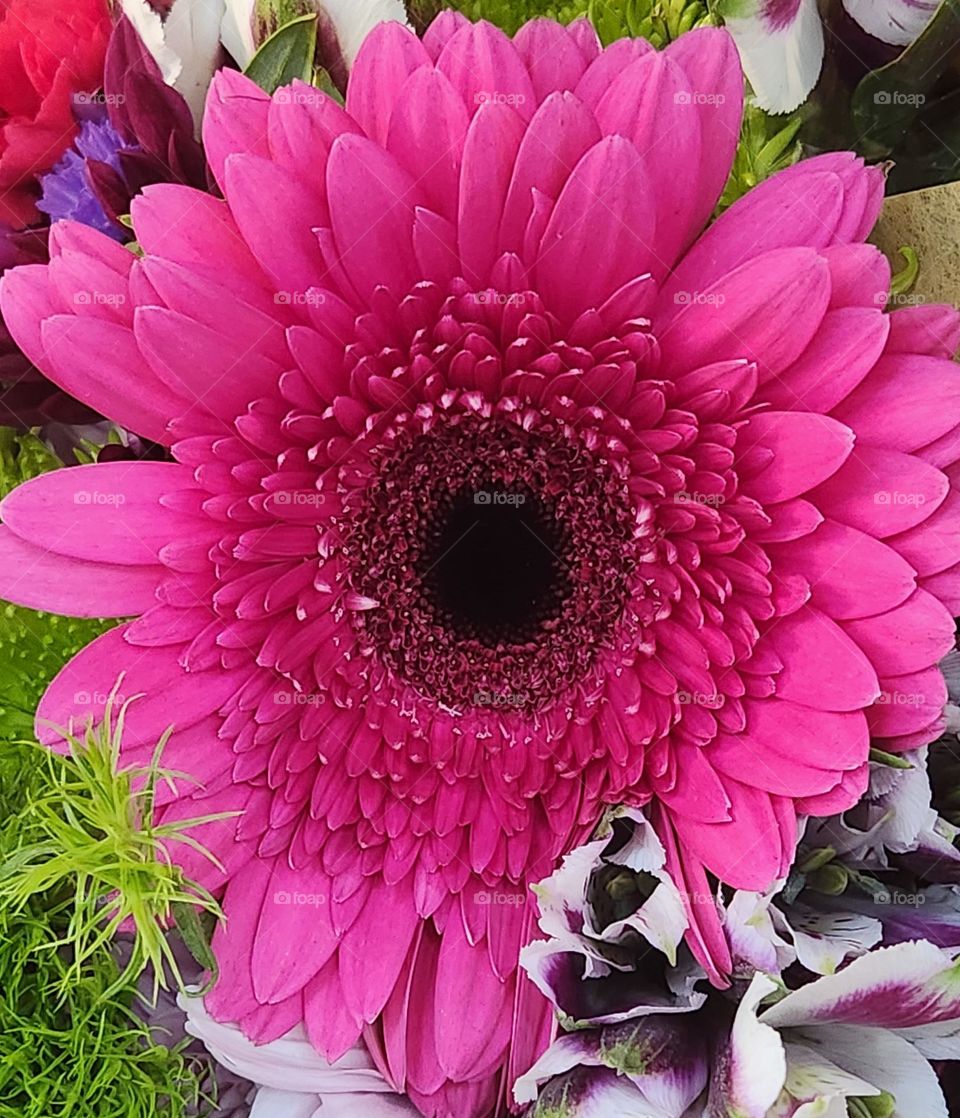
[760,941,960,1030]
[722,0,824,113]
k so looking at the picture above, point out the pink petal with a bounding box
[37,627,248,748]
[327,134,420,300]
[886,303,960,358]
[386,68,469,223]
[339,880,420,1025]
[458,101,526,285]
[0,531,160,619]
[833,354,960,453]
[38,316,185,444]
[131,186,267,301]
[267,80,361,171]
[765,609,880,711]
[513,18,590,101]
[815,445,949,537]
[796,764,869,816]
[207,858,274,1022]
[888,488,960,575]
[842,588,955,676]
[739,412,854,502]
[659,248,831,379]
[594,51,701,272]
[823,243,890,308]
[920,562,960,614]
[0,264,60,374]
[868,666,948,738]
[422,10,470,60]
[574,38,654,108]
[767,520,916,620]
[498,91,600,257]
[436,20,536,124]
[347,21,431,144]
[1,461,202,564]
[202,68,272,191]
[134,306,287,421]
[535,135,655,324]
[252,860,339,1003]
[758,307,889,412]
[664,28,744,238]
[672,779,786,892]
[223,153,327,296]
[434,912,512,1081]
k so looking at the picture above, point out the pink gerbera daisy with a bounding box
[2,12,960,1117]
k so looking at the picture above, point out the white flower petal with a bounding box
[319,0,409,66]
[842,0,938,47]
[250,1087,321,1118]
[759,941,960,1031]
[121,0,184,83]
[220,0,256,67]
[721,0,824,113]
[710,973,787,1117]
[178,992,393,1093]
[164,0,225,126]
[787,909,882,976]
[800,1024,948,1118]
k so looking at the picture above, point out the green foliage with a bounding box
[244,12,318,92]
[444,0,713,43]
[0,428,60,501]
[0,604,113,746]
[719,102,804,211]
[1,694,229,1001]
[0,714,222,1118]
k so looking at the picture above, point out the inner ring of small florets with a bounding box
[338,407,637,713]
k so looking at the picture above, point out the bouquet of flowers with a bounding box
[2,2,960,1117]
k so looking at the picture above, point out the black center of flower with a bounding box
[340,407,638,712]
[420,486,570,645]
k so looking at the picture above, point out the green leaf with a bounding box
[244,13,318,93]
[172,902,219,993]
[869,745,916,769]
[851,0,960,161]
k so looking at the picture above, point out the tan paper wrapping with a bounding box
[872,181,960,310]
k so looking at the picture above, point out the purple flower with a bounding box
[37,109,134,242]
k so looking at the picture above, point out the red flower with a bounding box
[0,0,112,229]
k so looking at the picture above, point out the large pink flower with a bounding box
[2,12,960,1117]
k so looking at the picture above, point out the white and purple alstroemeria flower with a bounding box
[519,941,960,1116]
[752,941,960,1117]
[514,1016,709,1118]
[718,0,939,112]
[805,748,960,875]
[520,812,705,1028]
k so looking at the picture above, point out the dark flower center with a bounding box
[420,485,570,645]
[340,402,638,713]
